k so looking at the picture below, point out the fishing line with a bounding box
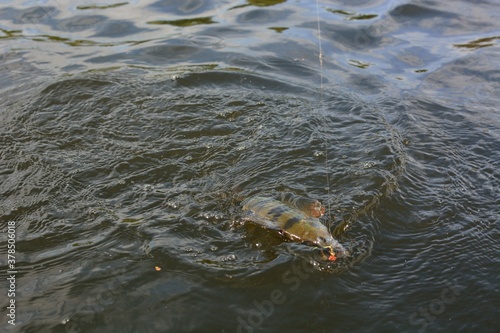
[314,0,332,221]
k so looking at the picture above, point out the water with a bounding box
[0,0,499,332]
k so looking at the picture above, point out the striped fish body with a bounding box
[241,196,346,259]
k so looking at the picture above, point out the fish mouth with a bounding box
[320,245,347,261]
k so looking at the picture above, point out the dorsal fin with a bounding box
[279,192,325,218]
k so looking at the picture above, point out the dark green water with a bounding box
[0,0,499,332]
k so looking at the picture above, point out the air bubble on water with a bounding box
[62,318,69,324]
[199,212,221,221]
[210,245,218,252]
[222,254,237,261]
[363,162,375,169]
[314,151,325,157]
[144,184,153,191]
[309,260,319,269]
[164,201,179,209]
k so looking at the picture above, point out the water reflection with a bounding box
[147,17,217,27]
[149,0,210,15]
[76,2,129,11]
[248,0,287,7]
[326,9,378,21]
[454,36,500,50]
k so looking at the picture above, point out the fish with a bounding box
[241,194,347,261]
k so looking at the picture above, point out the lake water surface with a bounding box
[0,0,499,332]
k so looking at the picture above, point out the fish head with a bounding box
[317,235,348,261]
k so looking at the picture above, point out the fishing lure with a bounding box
[241,195,346,261]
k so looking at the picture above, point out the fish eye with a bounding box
[320,247,331,255]
[318,236,327,243]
